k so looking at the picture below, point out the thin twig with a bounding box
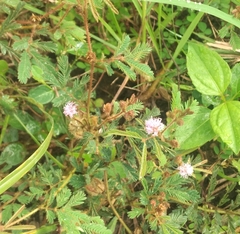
[81,0,95,121]
[112,75,129,104]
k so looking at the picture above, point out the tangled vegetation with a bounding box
[1,0,240,233]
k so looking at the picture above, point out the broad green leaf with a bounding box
[139,142,147,179]
[201,94,221,108]
[229,63,240,99]
[0,143,26,166]
[3,127,19,143]
[210,101,240,154]
[175,106,215,150]
[29,85,54,104]
[0,95,17,114]
[9,110,41,135]
[232,159,240,173]
[187,43,231,96]
[18,51,31,84]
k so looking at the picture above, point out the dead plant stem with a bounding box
[112,76,129,104]
[82,0,95,121]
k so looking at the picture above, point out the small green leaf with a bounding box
[28,85,54,104]
[103,63,114,76]
[107,216,118,232]
[154,138,167,166]
[128,207,145,219]
[46,210,56,224]
[56,188,72,208]
[29,187,44,199]
[66,191,86,207]
[31,65,46,84]
[54,30,62,40]
[187,43,231,96]
[114,61,136,80]
[230,31,240,51]
[1,194,13,202]
[219,25,230,38]
[126,58,154,80]
[0,59,8,76]
[171,83,182,110]
[210,101,240,154]
[128,43,152,61]
[108,161,127,179]
[115,35,130,56]
[57,55,70,86]
[12,37,29,51]
[18,51,31,84]
[32,41,57,52]
[57,208,80,234]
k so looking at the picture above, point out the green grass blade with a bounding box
[143,0,240,29]
[0,112,54,195]
[168,11,204,69]
[98,15,121,42]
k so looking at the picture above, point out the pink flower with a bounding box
[145,117,165,136]
[63,101,78,118]
[177,163,194,178]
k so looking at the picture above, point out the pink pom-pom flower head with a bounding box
[63,101,78,118]
[177,162,194,179]
[145,116,165,136]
